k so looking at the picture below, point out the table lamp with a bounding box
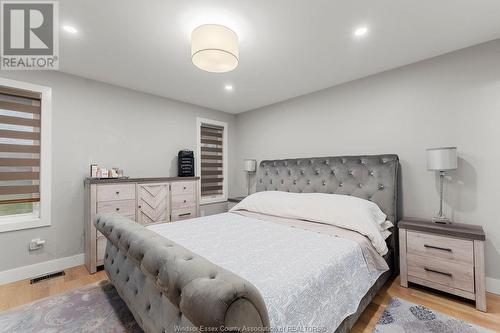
[426,147,457,224]
[244,159,257,195]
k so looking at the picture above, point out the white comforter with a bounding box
[148,212,386,332]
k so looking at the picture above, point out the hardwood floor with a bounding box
[352,276,500,332]
[0,266,106,312]
[0,266,499,332]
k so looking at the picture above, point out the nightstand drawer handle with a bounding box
[424,244,452,252]
[179,212,191,217]
[424,267,452,277]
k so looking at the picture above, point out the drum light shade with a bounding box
[191,24,239,73]
[244,159,257,172]
[426,147,458,171]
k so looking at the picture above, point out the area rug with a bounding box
[0,280,142,333]
[373,297,493,333]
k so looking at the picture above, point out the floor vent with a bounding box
[30,271,65,284]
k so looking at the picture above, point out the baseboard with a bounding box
[486,277,500,295]
[0,253,84,286]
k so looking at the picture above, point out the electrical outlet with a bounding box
[29,238,46,251]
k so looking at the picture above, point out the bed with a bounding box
[95,154,399,333]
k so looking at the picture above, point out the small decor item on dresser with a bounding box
[426,147,457,224]
[88,164,126,179]
[101,168,109,178]
[90,164,98,177]
[244,159,257,195]
[178,150,195,177]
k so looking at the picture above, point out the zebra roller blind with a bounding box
[0,86,41,216]
[200,124,224,198]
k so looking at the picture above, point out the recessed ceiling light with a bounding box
[62,25,78,34]
[353,26,368,37]
[224,84,234,91]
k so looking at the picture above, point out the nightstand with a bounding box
[227,196,246,210]
[399,218,486,312]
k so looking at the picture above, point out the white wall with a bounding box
[234,40,500,287]
[0,71,236,273]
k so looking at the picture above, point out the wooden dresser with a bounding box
[84,177,200,273]
[399,218,486,311]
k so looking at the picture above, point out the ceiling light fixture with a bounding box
[63,25,78,34]
[354,26,368,37]
[191,24,239,73]
[224,84,233,91]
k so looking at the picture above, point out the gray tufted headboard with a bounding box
[256,154,399,263]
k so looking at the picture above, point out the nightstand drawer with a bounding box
[407,230,473,264]
[407,253,474,293]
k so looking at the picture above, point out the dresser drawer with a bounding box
[97,199,136,217]
[171,181,196,195]
[171,206,197,221]
[97,184,136,202]
[407,253,474,293]
[407,231,473,265]
[171,193,197,209]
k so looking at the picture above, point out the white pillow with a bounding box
[380,220,394,231]
[231,191,389,255]
[382,229,392,240]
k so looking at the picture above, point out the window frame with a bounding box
[0,78,52,233]
[196,117,228,205]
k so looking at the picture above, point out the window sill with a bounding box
[0,215,50,233]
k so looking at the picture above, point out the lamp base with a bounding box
[432,216,452,224]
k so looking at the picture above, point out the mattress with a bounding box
[147,212,387,332]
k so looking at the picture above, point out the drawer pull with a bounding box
[115,208,120,211]
[183,187,187,190]
[179,212,191,217]
[424,244,452,252]
[183,200,187,203]
[424,267,452,277]
[115,191,120,195]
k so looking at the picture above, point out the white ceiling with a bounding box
[59,0,500,114]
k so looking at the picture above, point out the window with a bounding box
[197,118,227,204]
[0,79,51,233]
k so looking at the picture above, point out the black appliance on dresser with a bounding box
[178,150,195,177]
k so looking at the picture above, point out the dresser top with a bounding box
[85,176,199,184]
[399,218,485,241]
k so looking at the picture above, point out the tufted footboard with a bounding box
[95,214,270,333]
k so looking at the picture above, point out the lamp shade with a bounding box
[244,159,257,172]
[191,24,239,73]
[426,147,458,171]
